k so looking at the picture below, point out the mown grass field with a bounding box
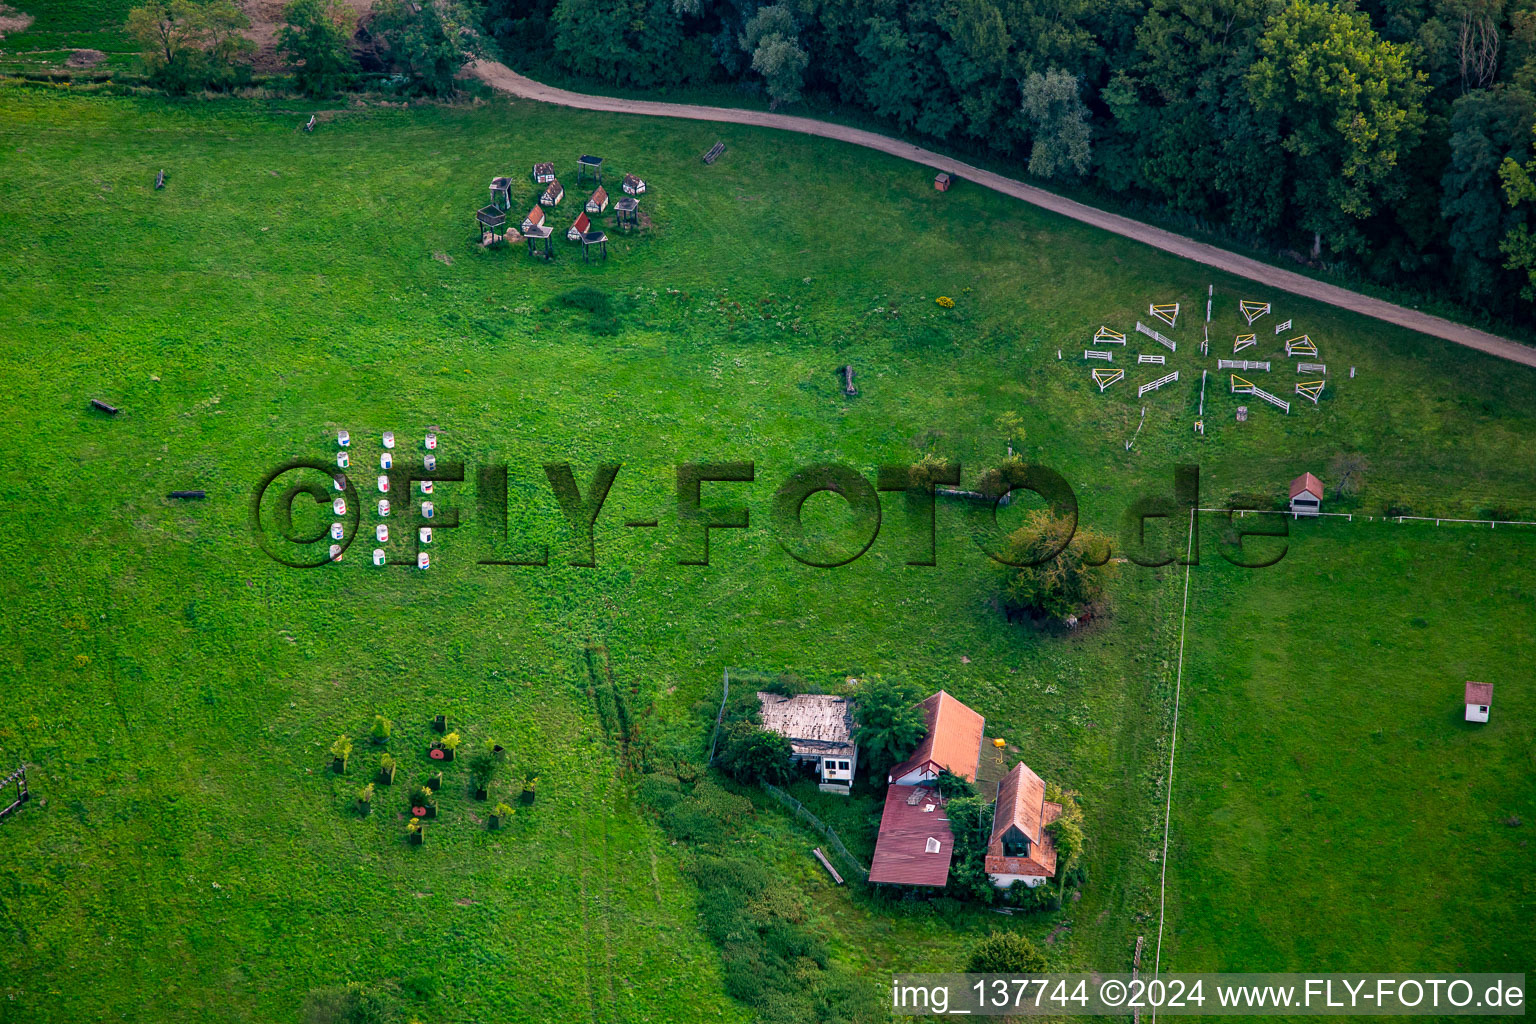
[0,82,1533,1022]
[0,0,137,67]
[1167,522,1536,978]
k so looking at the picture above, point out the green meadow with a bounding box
[0,84,1532,1021]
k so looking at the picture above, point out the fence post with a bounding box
[706,668,730,766]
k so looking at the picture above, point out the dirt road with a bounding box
[468,59,1535,370]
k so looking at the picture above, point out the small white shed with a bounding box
[1465,681,1492,723]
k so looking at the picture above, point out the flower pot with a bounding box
[474,786,488,801]
[358,800,372,816]
[424,804,438,819]
[432,715,446,733]
[430,772,443,790]
[332,757,346,774]
[493,744,506,761]
[521,789,536,805]
[378,765,395,786]
[441,748,455,762]
[409,829,425,846]
[488,814,503,829]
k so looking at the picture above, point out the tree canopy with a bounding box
[126,0,254,93]
[494,0,1536,321]
[967,929,1048,973]
[851,675,926,779]
[998,511,1114,624]
[278,0,358,97]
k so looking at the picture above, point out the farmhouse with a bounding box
[566,211,591,241]
[622,172,647,195]
[521,205,544,233]
[586,186,609,213]
[755,692,857,793]
[1290,472,1323,516]
[870,690,984,887]
[1465,681,1493,723]
[868,784,953,886]
[541,179,565,207]
[532,161,556,184]
[888,690,985,785]
[983,762,1060,888]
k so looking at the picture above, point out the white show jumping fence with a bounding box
[1136,321,1177,352]
[1139,354,1166,365]
[1139,371,1179,397]
[1218,359,1269,371]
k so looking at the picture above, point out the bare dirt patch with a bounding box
[0,4,35,38]
[67,49,107,68]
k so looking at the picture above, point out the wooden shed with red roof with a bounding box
[586,186,609,214]
[541,179,564,207]
[521,205,544,234]
[1290,472,1323,516]
[566,211,591,241]
[888,691,985,786]
[984,762,1060,889]
[868,785,953,887]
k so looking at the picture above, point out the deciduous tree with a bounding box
[1247,0,1429,254]
[1020,69,1092,178]
[999,511,1114,624]
[851,675,926,778]
[741,4,807,108]
[278,0,358,96]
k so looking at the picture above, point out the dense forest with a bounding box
[482,0,1536,322]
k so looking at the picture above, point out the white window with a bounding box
[1479,705,1488,713]
[925,837,941,854]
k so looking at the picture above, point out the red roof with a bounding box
[869,785,953,887]
[1290,472,1323,499]
[983,762,1060,880]
[1465,681,1493,705]
[571,212,590,234]
[888,691,985,783]
[525,206,543,226]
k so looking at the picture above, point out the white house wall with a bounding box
[988,872,1049,889]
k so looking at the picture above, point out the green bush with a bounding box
[301,981,390,1024]
[1005,880,1063,913]
[716,721,794,786]
[636,773,684,812]
[851,674,926,779]
[967,929,1047,973]
[278,0,358,96]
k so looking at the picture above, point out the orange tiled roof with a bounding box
[982,761,1059,879]
[888,691,985,783]
[1290,472,1323,499]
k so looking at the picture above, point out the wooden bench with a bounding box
[169,490,206,500]
[702,142,726,164]
[90,398,120,415]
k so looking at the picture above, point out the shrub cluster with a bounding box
[638,772,885,1023]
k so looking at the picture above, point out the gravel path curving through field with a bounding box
[467,59,1536,369]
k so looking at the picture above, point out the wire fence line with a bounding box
[1197,508,1536,528]
[762,783,870,883]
